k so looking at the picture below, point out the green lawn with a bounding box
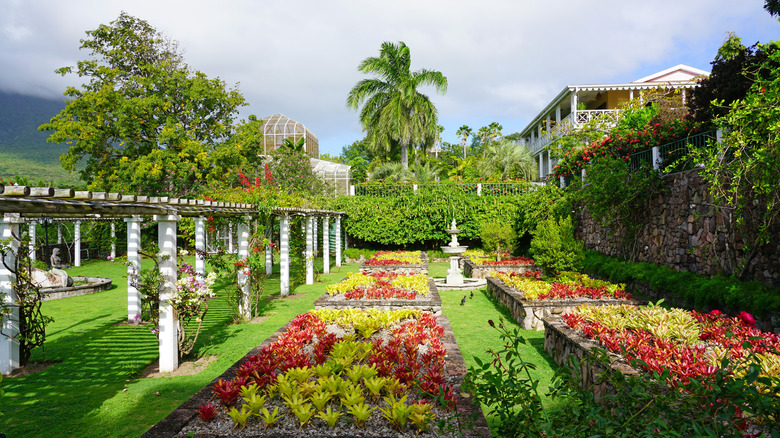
[1,258,560,437]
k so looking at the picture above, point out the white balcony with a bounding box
[528,109,621,155]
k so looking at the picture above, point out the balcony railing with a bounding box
[528,109,621,154]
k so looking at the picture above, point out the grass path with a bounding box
[1,258,561,437]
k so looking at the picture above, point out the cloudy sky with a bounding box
[1,0,777,156]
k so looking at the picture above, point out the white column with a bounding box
[28,222,36,263]
[305,215,314,285]
[194,216,206,277]
[581,168,587,181]
[560,176,566,188]
[74,220,81,267]
[546,150,552,178]
[237,218,251,319]
[125,216,142,323]
[265,244,273,275]
[1,214,22,375]
[155,214,180,372]
[571,91,578,124]
[110,221,116,259]
[57,224,62,244]
[477,183,482,196]
[280,214,290,297]
[335,215,342,267]
[555,105,561,123]
[538,155,544,178]
[312,217,318,257]
[349,185,355,196]
[228,223,234,254]
[322,216,330,274]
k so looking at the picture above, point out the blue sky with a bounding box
[1,0,777,157]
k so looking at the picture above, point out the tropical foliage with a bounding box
[347,41,447,169]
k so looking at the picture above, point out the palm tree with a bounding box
[346,41,447,169]
[370,162,414,183]
[456,125,472,159]
[477,139,537,181]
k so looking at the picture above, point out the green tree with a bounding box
[477,139,537,181]
[346,41,447,169]
[480,220,517,261]
[456,125,472,159]
[692,40,780,278]
[39,12,246,194]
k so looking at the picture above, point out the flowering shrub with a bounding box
[193,309,457,434]
[553,118,703,179]
[494,271,630,301]
[326,272,429,300]
[365,250,423,266]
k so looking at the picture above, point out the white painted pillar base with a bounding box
[1,214,22,375]
[335,216,342,267]
[110,222,116,259]
[280,215,290,297]
[305,215,314,285]
[155,214,180,372]
[74,220,82,267]
[125,216,143,322]
[237,218,251,319]
[322,216,330,274]
[194,217,206,277]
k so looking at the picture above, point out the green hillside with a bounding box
[0,91,81,186]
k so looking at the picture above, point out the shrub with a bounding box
[479,220,516,261]
[529,216,583,276]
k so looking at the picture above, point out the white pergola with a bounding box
[0,185,344,375]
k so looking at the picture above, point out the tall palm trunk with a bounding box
[400,144,409,169]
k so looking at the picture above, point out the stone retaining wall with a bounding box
[576,168,780,287]
[462,258,537,279]
[543,317,642,402]
[486,277,644,331]
[313,278,442,312]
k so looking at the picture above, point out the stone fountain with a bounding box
[434,219,486,290]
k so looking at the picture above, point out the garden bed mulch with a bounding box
[487,276,645,330]
[313,278,441,312]
[141,313,490,438]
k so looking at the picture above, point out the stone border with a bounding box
[462,258,537,279]
[486,276,645,330]
[313,278,442,312]
[142,313,491,438]
[40,276,113,301]
[543,316,642,402]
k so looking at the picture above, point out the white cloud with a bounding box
[0,0,776,155]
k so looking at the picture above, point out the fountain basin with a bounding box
[41,276,113,301]
[441,245,467,254]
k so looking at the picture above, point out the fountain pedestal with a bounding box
[435,220,486,290]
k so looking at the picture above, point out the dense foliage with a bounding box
[332,184,566,248]
[691,40,780,279]
[582,251,780,317]
[529,216,584,276]
[39,13,252,195]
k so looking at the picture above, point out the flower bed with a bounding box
[487,272,642,330]
[359,251,428,275]
[561,304,780,387]
[315,273,441,312]
[143,309,489,437]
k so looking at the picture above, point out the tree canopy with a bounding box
[346,41,447,169]
[39,12,248,195]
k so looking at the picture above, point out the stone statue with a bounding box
[50,248,63,268]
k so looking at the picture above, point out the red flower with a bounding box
[738,311,756,327]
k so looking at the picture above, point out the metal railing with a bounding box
[352,182,537,197]
[627,131,715,171]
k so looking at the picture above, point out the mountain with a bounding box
[0,91,80,186]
